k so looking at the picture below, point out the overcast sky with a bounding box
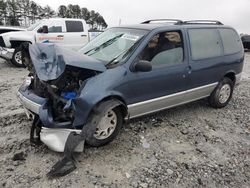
[33,0,250,34]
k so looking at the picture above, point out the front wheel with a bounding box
[208,77,234,108]
[11,46,25,67]
[86,105,123,147]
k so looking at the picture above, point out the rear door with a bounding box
[63,20,89,50]
[186,28,224,90]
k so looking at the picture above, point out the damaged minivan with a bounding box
[17,19,244,153]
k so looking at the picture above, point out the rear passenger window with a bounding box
[188,29,223,60]
[219,29,241,54]
[66,21,84,32]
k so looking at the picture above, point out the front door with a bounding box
[123,30,190,117]
[36,19,66,45]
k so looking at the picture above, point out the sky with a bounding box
[33,0,250,34]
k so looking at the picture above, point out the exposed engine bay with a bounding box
[30,66,98,123]
[21,43,106,126]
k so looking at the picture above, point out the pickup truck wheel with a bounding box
[11,46,25,67]
[208,77,234,108]
[86,106,123,147]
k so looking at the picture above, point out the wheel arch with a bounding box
[223,71,236,84]
[94,95,128,120]
[10,40,32,49]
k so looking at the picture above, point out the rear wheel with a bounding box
[86,104,123,147]
[208,77,234,108]
[11,46,25,67]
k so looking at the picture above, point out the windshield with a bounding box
[79,28,148,64]
[27,20,43,31]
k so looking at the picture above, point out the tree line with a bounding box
[0,0,108,30]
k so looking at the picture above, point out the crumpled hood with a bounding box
[29,43,106,81]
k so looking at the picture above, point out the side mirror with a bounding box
[37,25,48,33]
[134,60,152,72]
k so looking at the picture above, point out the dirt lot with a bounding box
[0,54,249,188]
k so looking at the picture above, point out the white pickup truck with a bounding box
[0,18,89,67]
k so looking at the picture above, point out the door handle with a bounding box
[57,35,64,37]
[81,34,87,37]
[187,66,192,74]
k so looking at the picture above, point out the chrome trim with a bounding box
[40,127,84,152]
[17,91,41,114]
[235,73,242,85]
[128,83,218,118]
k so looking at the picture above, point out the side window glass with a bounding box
[139,31,184,67]
[219,29,242,54]
[66,21,84,32]
[48,26,62,33]
[188,29,223,60]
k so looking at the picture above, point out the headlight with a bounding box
[20,76,33,91]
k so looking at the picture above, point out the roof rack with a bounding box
[141,19,183,24]
[180,20,223,25]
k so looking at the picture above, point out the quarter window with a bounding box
[219,29,242,54]
[139,31,184,67]
[188,29,223,60]
[66,21,84,32]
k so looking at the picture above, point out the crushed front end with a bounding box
[17,43,106,152]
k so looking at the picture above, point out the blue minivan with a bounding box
[17,20,244,152]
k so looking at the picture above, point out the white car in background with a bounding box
[0,18,89,67]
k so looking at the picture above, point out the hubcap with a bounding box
[218,84,231,103]
[14,51,22,65]
[94,109,117,140]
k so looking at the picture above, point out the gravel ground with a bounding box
[0,54,249,188]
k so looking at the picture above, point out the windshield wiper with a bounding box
[84,34,124,56]
[105,37,143,67]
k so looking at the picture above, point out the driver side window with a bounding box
[139,31,184,67]
[48,26,62,33]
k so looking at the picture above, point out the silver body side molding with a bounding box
[128,82,218,118]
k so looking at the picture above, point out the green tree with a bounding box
[30,1,38,23]
[7,0,22,26]
[0,0,7,25]
[80,7,90,21]
[41,5,55,18]
[58,5,67,18]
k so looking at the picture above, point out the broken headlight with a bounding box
[20,76,33,92]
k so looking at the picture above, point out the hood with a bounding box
[0,30,31,37]
[29,43,106,81]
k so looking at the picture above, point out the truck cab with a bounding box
[0,18,89,67]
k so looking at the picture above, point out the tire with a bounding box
[11,46,25,67]
[85,103,123,147]
[208,77,234,108]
